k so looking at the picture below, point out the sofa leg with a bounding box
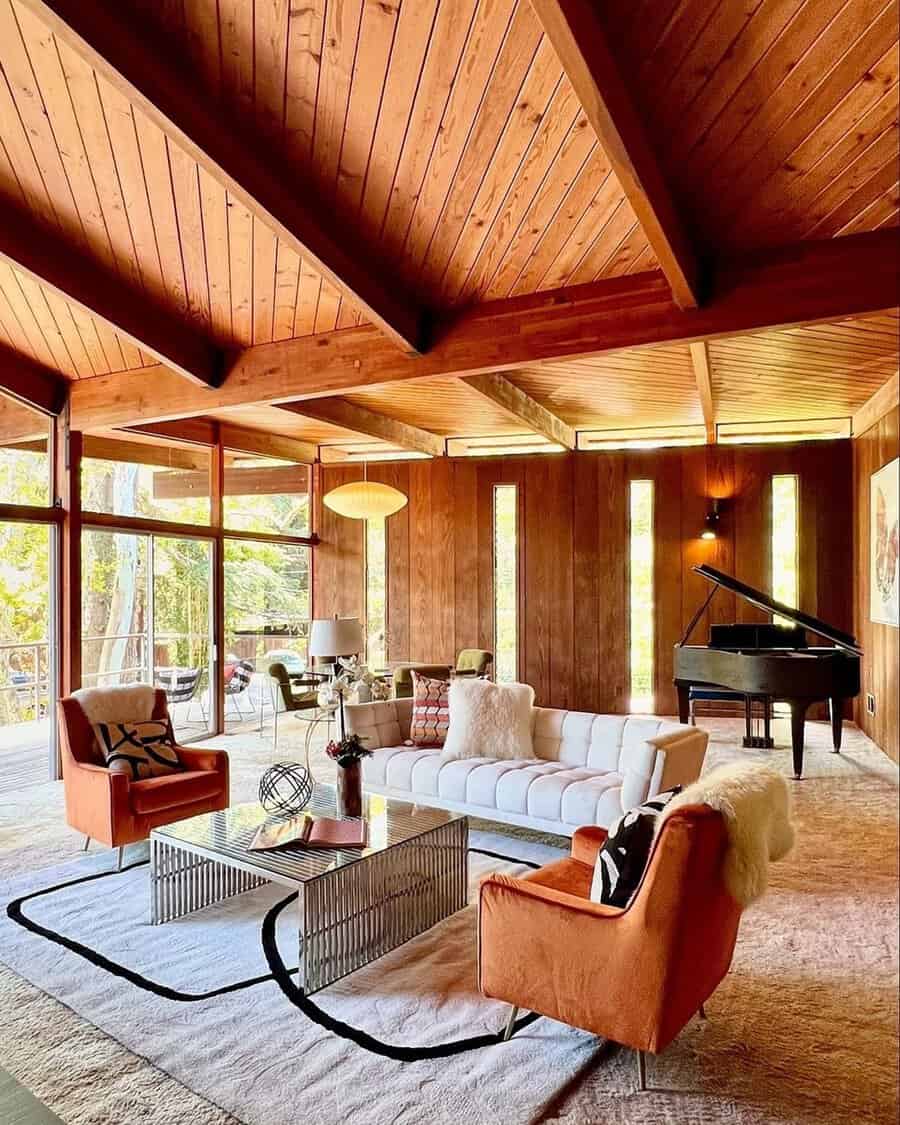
[116,846,125,872]
[636,1050,646,1092]
[502,1005,519,1042]
[82,835,91,852]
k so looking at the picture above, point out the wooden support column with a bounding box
[55,412,82,702]
[210,431,226,735]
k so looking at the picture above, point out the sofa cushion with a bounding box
[409,672,450,746]
[130,769,224,815]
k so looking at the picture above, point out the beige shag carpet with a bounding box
[0,717,896,1125]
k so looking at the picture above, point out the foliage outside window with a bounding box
[771,475,799,625]
[82,437,211,524]
[493,485,518,683]
[0,393,51,507]
[224,540,311,671]
[366,520,387,669]
[223,454,311,536]
[0,521,52,729]
[630,480,654,712]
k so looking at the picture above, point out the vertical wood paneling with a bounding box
[854,407,899,762]
[314,442,853,715]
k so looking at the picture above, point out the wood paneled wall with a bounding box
[314,442,853,716]
[853,406,900,763]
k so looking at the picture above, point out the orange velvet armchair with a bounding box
[478,805,743,1090]
[59,688,229,868]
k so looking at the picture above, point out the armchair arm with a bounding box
[646,728,708,796]
[176,746,229,774]
[571,825,608,866]
[61,759,130,845]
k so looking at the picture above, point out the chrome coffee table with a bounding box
[149,789,468,994]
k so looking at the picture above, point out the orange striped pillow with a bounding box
[409,672,451,747]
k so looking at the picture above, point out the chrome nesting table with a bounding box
[149,789,468,994]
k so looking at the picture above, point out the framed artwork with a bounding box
[871,456,899,627]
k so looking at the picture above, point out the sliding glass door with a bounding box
[81,529,213,740]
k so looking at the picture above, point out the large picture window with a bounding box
[82,435,211,524]
[772,474,799,614]
[629,480,654,712]
[222,453,311,536]
[0,393,51,507]
[493,485,518,683]
[366,520,387,669]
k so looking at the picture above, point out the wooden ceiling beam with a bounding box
[217,422,317,465]
[0,209,220,388]
[69,231,900,430]
[20,0,424,354]
[852,371,899,436]
[460,374,576,449]
[530,0,701,309]
[689,342,716,443]
[0,345,67,414]
[278,398,445,458]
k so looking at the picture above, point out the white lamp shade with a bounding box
[323,481,407,521]
[308,617,364,658]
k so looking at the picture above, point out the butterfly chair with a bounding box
[479,804,744,1091]
[224,659,255,720]
[59,686,229,870]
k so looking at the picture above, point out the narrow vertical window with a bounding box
[493,485,518,683]
[771,474,799,619]
[629,480,654,712]
[366,520,387,669]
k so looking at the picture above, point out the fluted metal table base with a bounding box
[150,804,468,995]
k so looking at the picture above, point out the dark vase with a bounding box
[336,761,362,818]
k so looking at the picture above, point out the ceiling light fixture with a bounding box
[322,460,408,521]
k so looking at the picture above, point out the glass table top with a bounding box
[151,786,466,885]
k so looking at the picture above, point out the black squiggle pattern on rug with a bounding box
[5,847,544,1057]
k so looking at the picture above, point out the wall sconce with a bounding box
[701,498,722,540]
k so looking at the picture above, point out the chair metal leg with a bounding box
[116,846,125,872]
[503,1005,519,1042]
[636,1050,646,1092]
[699,1002,707,1020]
[82,835,91,851]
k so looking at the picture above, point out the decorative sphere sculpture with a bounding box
[258,762,314,815]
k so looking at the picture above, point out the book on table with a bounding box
[249,814,367,852]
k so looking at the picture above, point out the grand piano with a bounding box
[674,565,862,778]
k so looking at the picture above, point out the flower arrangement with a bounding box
[325,733,372,768]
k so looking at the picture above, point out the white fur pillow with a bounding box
[440,679,535,762]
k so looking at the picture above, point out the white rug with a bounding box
[0,831,606,1125]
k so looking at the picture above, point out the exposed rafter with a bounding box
[279,398,445,458]
[20,0,425,354]
[460,374,576,449]
[67,231,900,431]
[0,209,220,388]
[126,419,317,464]
[530,0,701,309]
[689,342,716,444]
[0,344,67,414]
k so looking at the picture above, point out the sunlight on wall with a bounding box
[493,485,518,683]
[630,480,654,713]
[772,475,799,621]
[366,520,387,669]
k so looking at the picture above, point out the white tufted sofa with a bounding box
[344,697,709,836]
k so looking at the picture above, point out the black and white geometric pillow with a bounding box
[93,719,183,780]
[589,788,682,908]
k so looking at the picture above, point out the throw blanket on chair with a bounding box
[72,683,156,725]
[657,762,795,906]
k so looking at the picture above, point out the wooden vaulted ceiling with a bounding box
[0,0,897,458]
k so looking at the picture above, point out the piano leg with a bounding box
[829,698,843,753]
[677,684,690,725]
[789,701,809,779]
[743,697,753,748]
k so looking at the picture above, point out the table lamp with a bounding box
[308,617,364,737]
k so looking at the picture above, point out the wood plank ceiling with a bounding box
[0,0,896,453]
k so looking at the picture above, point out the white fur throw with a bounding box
[72,683,157,725]
[657,761,795,907]
[440,679,535,762]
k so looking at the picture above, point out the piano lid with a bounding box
[692,564,862,656]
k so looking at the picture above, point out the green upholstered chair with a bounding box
[455,649,493,678]
[391,664,452,699]
[268,662,323,749]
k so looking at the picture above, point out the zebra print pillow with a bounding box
[590,788,682,908]
[93,719,183,780]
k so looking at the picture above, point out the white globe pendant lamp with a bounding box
[323,478,408,521]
